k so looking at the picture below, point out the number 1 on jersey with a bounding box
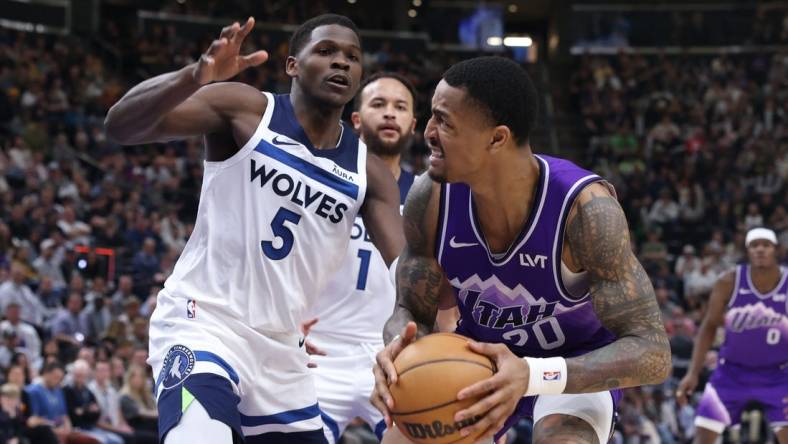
[356,249,371,290]
[262,207,302,260]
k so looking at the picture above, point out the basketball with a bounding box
[389,333,496,444]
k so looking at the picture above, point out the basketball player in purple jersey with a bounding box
[371,56,671,444]
[677,228,788,444]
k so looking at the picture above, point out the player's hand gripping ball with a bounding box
[389,333,496,444]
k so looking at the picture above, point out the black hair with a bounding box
[443,56,538,145]
[288,14,361,57]
[354,71,417,111]
[42,362,64,374]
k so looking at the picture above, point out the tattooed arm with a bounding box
[564,182,672,392]
[373,174,455,425]
[383,174,453,343]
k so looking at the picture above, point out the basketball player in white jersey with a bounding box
[104,14,404,444]
[305,72,417,443]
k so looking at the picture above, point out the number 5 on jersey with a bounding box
[262,207,302,260]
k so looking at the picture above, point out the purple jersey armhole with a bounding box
[435,183,448,261]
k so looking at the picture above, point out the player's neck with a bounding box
[377,153,401,180]
[289,90,344,149]
[468,149,539,252]
[750,264,782,284]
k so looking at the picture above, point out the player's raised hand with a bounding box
[454,341,529,442]
[371,321,418,427]
[194,17,269,85]
[675,373,698,406]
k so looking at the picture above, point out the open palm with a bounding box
[194,17,269,85]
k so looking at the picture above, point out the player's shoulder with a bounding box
[716,267,738,289]
[402,174,441,247]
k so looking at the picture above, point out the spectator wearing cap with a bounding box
[0,302,42,370]
[32,239,66,290]
[0,263,46,327]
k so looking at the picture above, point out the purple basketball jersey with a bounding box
[436,155,616,359]
[719,265,788,369]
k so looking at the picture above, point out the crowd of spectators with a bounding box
[568,48,787,444]
[0,4,787,443]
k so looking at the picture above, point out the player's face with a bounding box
[747,239,778,268]
[424,80,493,183]
[288,25,362,108]
[354,77,416,157]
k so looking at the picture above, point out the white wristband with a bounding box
[523,357,567,396]
[388,256,399,286]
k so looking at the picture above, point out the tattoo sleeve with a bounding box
[564,190,672,393]
[383,176,446,344]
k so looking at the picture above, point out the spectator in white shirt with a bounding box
[0,264,46,327]
[32,239,65,290]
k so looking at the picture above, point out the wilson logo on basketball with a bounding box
[402,416,482,439]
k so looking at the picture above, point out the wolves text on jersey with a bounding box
[251,159,348,224]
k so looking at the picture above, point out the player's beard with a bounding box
[361,124,413,158]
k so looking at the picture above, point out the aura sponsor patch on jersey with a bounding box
[158,345,195,390]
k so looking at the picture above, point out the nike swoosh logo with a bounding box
[273,135,299,146]
[449,236,479,248]
[298,338,305,348]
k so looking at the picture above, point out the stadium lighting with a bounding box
[348,0,356,3]
[408,8,418,17]
[413,0,422,6]
[486,37,503,46]
[508,4,518,13]
[503,36,533,47]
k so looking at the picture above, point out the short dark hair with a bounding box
[42,362,64,374]
[288,14,361,57]
[354,71,417,111]
[443,56,538,145]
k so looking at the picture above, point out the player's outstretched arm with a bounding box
[361,154,405,266]
[676,271,733,404]
[563,182,672,393]
[104,17,268,146]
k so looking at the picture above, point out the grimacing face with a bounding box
[286,24,362,108]
[354,77,416,157]
[424,80,497,183]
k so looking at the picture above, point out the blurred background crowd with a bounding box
[0,0,786,443]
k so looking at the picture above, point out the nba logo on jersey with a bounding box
[543,371,561,381]
[158,345,195,390]
[186,299,196,319]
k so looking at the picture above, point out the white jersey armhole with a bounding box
[204,91,276,172]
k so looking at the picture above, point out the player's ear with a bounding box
[285,56,298,77]
[488,125,510,153]
[351,111,362,131]
[408,116,417,135]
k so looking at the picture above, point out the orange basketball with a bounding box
[389,333,496,444]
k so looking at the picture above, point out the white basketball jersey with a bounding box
[162,92,367,333]
[308,169,415,345]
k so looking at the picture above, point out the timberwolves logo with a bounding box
[159,345,195,390]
